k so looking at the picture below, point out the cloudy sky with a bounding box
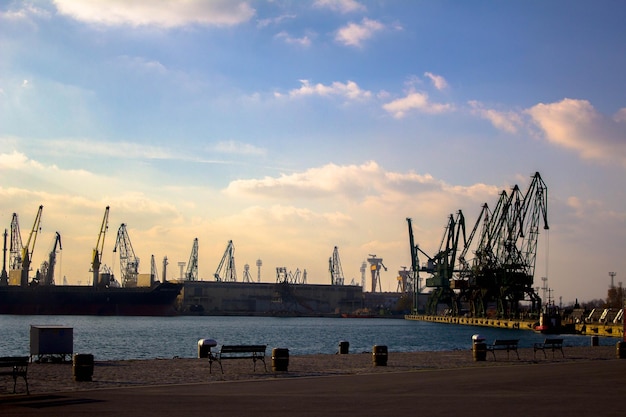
[1,0,625,303]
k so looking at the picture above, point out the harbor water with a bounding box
[0,315,615,361]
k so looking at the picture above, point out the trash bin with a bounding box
[617,341,626,359]
[338,341,349,354]
[198,339,217,358]
[472,334,486,362]
[591,335,599,347]
[73,353,94,382]
[272,348,289,372]
[372,345,388,366]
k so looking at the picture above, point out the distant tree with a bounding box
[606,286,625,309]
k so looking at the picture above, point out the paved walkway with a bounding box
[1,359,624,417]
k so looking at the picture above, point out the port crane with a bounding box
[113,223,139,287]
[329,246,345,285]
[367,255,387,292]
[20,205,43,287]
[91,206,110,287]
[38,232,62,285]
[9,213,23,271]
[184,238,198,281]
[214,240,236,282]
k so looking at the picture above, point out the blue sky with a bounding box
[1,0,625,303]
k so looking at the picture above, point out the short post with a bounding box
[591,335,599,346]
[338,341,349,354]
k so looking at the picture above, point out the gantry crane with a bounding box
[113,223,139,287]
[91,206,110,287]
[39,232,61,286]
[20,205,43,287]
[1,229,9,285]
[184,238,198,281]
[329,246,345,285]
[367,255,387,292]
[214,240,236,282]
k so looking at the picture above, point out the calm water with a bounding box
[0,315,615,361]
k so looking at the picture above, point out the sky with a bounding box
[1,0,625,304]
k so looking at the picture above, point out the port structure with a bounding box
[38,232,61,286]
[91,206,110,287]
[411,172,549,318]
[214,240,236,282]
[184,238,198,281]
[367,255,387,292]
[15,206,44,287]
[9,213,23,271]
[113,223,139,288]
[329,246,345,285]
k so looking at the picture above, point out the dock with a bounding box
[405,314,625,338]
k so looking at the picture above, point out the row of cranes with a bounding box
[407,172,549,318]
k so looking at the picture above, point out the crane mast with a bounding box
[91,206,110,287]
[113,223,139,287]
[20,205,43,287]
[9,213,23,271]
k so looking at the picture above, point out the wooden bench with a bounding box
[0,356,29,394]
[208,345,267,374]
[533,338,564,359]
[486,339,520,360]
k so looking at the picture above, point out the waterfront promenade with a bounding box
[1,346,623,416]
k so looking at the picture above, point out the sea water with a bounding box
[0,315,615,361]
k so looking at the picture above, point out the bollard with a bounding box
[338,341,349,354]
[591,335,599,346]
[372,345,388,366]
[272,348,289,372]
[73,354,94,382]
[617,341,626,359]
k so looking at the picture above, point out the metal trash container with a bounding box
[338,341,349,354]
[372,345,388,366]
[198,339,217,358]
[272,348,289,372]
[73,353,94,382]
[472,334,486,361]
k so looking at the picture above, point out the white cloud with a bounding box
[314,0,366,14]
[52,0,255,28]
[0,3,50,21]
[275,31,312,47]
[283,79,372,101]
[614,108,626,123]
[526,98,626,166]
[468,100,524,133]
[335,18,384,47]
[424,72,448,91]
[39,138,178,160]
[256,14,296,28]
[383,91,454,118]
[212,140,266,156]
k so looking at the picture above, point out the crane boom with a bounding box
[214,240,236,282]
[91,206,110,287]
[185,238,198,281]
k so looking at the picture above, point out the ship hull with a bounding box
[0,282,182,316]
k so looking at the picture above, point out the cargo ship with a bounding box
[0,281,182,316]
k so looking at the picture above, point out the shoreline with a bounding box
[3,345,619,396]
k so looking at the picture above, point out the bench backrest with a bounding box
[493,339,519,346]
[544,338,563,344]
[0,356,29,366]
[220,345,266,354]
